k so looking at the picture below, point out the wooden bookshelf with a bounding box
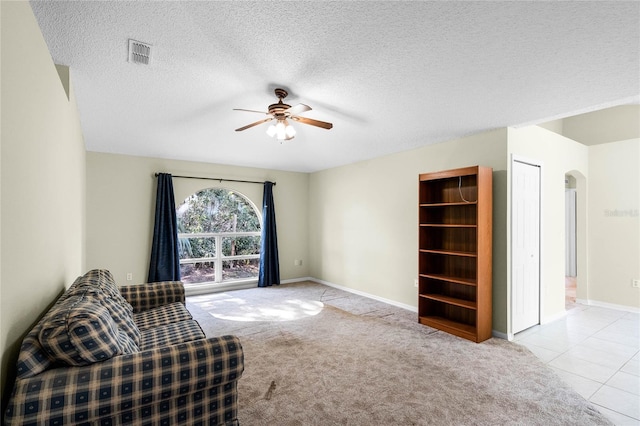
[418,166,492,343]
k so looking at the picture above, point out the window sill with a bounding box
[184,279,258,297]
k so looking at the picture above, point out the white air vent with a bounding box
[128,39,151,65]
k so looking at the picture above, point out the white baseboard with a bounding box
[576,298,640,313]
[308,277,418,313]
[186,277,312,296]
[280,277,314,285]
[185,280,257,296]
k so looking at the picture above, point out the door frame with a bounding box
[565,188,577,277]
[509,155,543,340]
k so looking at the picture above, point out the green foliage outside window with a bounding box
[176,188,261,262]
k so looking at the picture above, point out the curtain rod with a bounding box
[154,173,275,186]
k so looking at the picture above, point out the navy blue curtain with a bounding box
[148,173,181,282]
[258,181,280,287]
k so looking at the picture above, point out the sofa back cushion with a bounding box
[15,323,54,379]
[66,269,141,345]
[39,295,139,366]
[67,287,142,346]
[72,269,133,310]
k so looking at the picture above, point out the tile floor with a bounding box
[515,300,640,425]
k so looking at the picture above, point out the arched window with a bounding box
[176,188,261,285]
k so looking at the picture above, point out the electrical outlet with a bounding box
[414,278,419,288]
[294,259,303,266]
[126,273,133,281]
[633,279,640,288]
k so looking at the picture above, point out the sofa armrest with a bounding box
[5,335,244,425]
[119,281,185,313]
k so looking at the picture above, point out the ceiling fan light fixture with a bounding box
[285,120,296,138]
[266,119,295,141]
[275,120,286,140]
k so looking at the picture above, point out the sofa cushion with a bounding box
[119,281,185,313]
[57,275,84,303]
[74,269,134,313]
[133,302,193,330]
[139,320,205,350]
[39,295,139,366]
[65,269,141,345]
[15,323,54,379]
[67,286,142,346]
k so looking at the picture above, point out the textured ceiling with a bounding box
[30,1,639,173]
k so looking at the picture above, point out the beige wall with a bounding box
[309,129,509,330]
[86,153,309,286]
[1,0,85,407]
[507,126,590,329]
[587,138,640,308]
[563,105,640,146]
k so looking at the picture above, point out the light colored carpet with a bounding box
[187,281,611,425]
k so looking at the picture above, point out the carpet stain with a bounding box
[264,380,276,400]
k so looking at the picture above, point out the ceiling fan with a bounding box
[234,88,333,141]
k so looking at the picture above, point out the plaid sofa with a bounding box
[4,269,244,426]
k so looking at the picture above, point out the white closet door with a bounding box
[512,160,541,334]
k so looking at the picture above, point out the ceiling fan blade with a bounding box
[291,116,333,130]
[233,108,270,114]
[235,117,273,131]
[285,103,312,116]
